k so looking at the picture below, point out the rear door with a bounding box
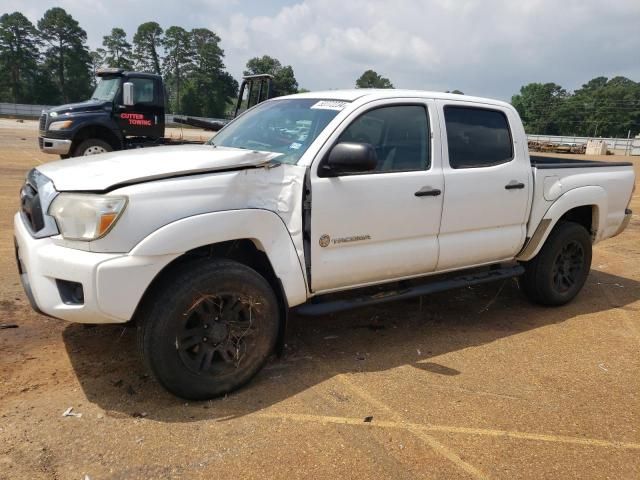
[309,99,444,293]
[436,102,531,270]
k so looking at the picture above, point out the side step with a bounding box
[294,265,524,316]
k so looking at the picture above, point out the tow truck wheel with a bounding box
[519,221,592,306]
[73,138,113,157]
[137,259,280,400]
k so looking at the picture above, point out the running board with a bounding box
[294,265,524,316]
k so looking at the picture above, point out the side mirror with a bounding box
[323,142,378,176]
[123,82,134,106]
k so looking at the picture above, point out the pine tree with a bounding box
[133,22,163,74]
[163,26,194,112]
[102,27,133,70]
[0,12,41,102]
[37,7,92,103]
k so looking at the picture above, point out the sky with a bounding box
[6,0,640,100]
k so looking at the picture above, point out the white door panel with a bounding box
[311,172,443,291]
[437,225,525,270]
[310,100,443,293]
[436,102,530,270]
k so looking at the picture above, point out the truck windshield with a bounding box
[91,77,120,102]
[210,99,346,164]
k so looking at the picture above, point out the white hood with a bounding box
[37,145,283,192]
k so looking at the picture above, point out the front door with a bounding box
[116,76,163,138]
[436,102,531,270]
[310,101,444,293]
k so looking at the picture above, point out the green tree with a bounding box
[244,55,298,97]
[102,27,133,70]
[0,12,40,103]
[182,28,237,117]
[89,48,105,73]
[355,69,394,89]
[37,7,92,103]
[511,82,569,135]
[30,65,61,104]
[163,26,194,112]
[88,48,106,88]
[512,77,640,137]
[132,22,163,74]
[570,76,640,137]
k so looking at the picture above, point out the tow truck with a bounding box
[37,68,273,158]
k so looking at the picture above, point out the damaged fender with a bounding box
[129,209,309,307]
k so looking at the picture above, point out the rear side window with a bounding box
[444,106,513,168]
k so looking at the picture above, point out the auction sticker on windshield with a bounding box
[310,100,348,111]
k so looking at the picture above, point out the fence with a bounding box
[0,102,51,117]
[527,134,640,156]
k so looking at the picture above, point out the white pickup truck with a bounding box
[15,90,635,399]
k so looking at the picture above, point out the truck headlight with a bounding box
[48,120,73,130]
[49,194,127,240]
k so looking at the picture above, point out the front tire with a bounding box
[137,259,280,400]
[519,222,592,306]
[73,138,113,157]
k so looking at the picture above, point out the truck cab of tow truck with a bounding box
[38,68,165,158]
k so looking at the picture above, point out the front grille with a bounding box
[20,181,44,233]
[38,137,43,149]
[19,169,59,238]
[39,113,47,132]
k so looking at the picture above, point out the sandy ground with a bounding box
[1,119,639,479]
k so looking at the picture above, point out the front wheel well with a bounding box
[72,125,122,151]
[132,239,289,351]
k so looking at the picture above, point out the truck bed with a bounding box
[530,155,632,169]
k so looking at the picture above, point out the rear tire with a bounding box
[73,138,113,157]
[137,259,280,400]
[519,222,592,306]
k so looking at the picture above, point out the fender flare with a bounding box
[130,209,309,307]
[517,186,606,261]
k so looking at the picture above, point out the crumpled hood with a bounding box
[37,145,282,192]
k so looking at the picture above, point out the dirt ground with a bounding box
[1,119,639,479]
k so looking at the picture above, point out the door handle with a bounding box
[415,186,442,197]
[505,181,525,190]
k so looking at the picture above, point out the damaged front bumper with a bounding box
[14,213,178,324]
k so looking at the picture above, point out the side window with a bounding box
[337,105,430,172]
[130,78,155,105]
[444,106,513,169]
